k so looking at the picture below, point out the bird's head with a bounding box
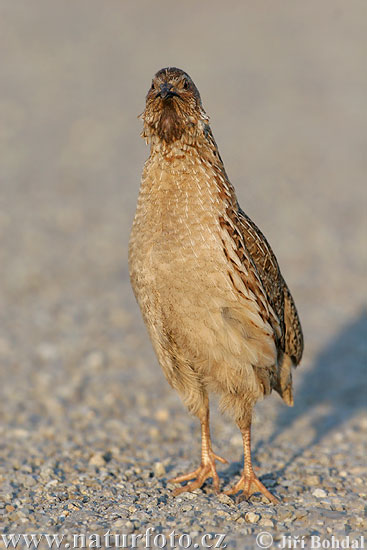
[140,67,209,145]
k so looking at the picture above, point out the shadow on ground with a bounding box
[262,309,367,474]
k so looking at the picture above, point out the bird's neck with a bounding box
[141,133,238,216]
[147,132,206,159]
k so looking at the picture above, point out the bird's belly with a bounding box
[131,224,228,325]
[130,227,276,383]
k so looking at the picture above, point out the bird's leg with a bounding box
[225,422,279,504]
[170,403,228,495]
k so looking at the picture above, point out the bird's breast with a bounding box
[128,153,237,323]
[130,154,226,269]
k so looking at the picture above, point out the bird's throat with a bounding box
[157,103,183,143]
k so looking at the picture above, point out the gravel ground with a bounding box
[0,2,366,548]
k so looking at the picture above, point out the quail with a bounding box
[129,67,303,502]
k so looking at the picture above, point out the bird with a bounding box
[128,67,303,503]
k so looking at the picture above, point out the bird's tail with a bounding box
[274,352,294,406]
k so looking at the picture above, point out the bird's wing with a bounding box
[218,207,282,343]
[237,208,303,366]
[202,123,303,365]
[282,283,304,365]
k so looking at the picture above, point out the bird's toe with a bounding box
[224,474,279,504]
[170,452,226,496]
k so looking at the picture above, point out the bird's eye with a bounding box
[150,81,155,90]
[183,80,189,90]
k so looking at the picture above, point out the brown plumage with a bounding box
[129,67,303,502]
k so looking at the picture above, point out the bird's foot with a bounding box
[224,472,279,504]
[169,450,228,496]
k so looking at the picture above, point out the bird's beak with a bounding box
[156,83,180,100]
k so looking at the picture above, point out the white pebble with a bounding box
[312,488,327,498]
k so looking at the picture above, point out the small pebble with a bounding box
[88,453,106,467]
[153,462,166,477]
[260,518,274,527]
[245,512,260,523]
[312,489,327,498]
[305,475,320,486]
[155,409,169,422]
[84,350,105,369]
[217,494,233,506]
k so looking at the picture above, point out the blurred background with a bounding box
[0,0,365,536]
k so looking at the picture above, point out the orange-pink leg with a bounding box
[225,423,279,504]
[170,406,227,495]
